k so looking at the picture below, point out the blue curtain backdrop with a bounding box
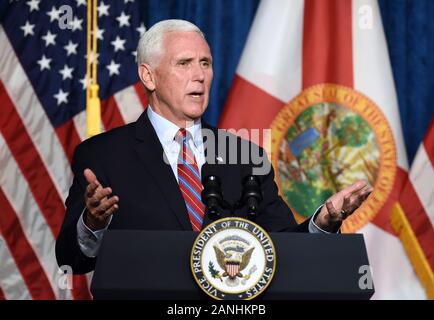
[138,0,434,166]
[379,0,434,164]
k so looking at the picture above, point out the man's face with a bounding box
[149,31,213,125]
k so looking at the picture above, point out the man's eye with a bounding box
[201,61,210,68]
[178,60,189,66]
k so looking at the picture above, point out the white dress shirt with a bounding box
[77,106,334,257]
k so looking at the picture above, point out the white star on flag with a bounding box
[26,0,40,12]
[37,54,51,71]
[97,1,110,17]
[46,6,61,22]
[111,36,126,52]
[106,60,120,76]
[116,11,131,27]
[20,21,35,37]
[79,76,92,90]
[59,65,73,80]
[63,41,78,56]
[136,23,146,36]
[75,0,86,7]
[85,52,100,64]
[41,31,57,47]
[53,89,69,105]
[71,16,83,32]
[93,28,105,40]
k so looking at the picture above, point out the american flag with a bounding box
[0,0,147,299]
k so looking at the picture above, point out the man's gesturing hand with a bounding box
[315,180,373,232]
[83,168,119,231]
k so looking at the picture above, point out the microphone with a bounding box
[241,167,263,220]
[201,164,224,220]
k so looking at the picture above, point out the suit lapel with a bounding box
[132,111,192,230]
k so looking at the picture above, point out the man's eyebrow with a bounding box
[174,56,212,63]
[177,57,193,62]
[200,56,212,63]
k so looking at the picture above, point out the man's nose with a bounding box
[191,63,205,82]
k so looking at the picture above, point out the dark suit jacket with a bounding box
[55,110,309,274]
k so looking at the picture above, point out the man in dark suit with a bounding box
[56,20,372,274]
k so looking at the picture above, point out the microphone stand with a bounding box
[202,173,263,222]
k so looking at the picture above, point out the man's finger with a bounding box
[88,187,112,207]
[342,195,351,215]
[100,203,119,220]
[342,180,368,196]
[84,168,100,186]
[96,196,119,214]
[354,189,372,206]
[85,181,100,198]
[88,187,113,207]
[325,201,338,217]
[345,188,372,213]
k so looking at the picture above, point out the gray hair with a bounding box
[136,19,205,67]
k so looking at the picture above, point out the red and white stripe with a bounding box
[400,118,434,272]
[0,234,32,300]
[227,264,240,278]
[0,133,67,299]
[0,24,147,299]
[220,0,427,299]
[114,86,145,124]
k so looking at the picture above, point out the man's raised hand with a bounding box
[83,168,119,231]
[315,180,373,232]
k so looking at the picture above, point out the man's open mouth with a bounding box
[188,91,204,98]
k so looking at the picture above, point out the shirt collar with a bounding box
[147,105,203,147]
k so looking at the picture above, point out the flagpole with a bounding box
[391,203,434,299]
[86,0,101,138]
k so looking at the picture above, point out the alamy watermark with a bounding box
[163,127,272,176]
[358,265,374,290]
[358,4,374,30]
[57,265,73,290]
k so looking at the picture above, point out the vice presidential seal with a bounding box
[190,218,276,300]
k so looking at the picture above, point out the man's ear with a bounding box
[138,63,156,92]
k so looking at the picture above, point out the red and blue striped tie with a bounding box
[176,128,205,231]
